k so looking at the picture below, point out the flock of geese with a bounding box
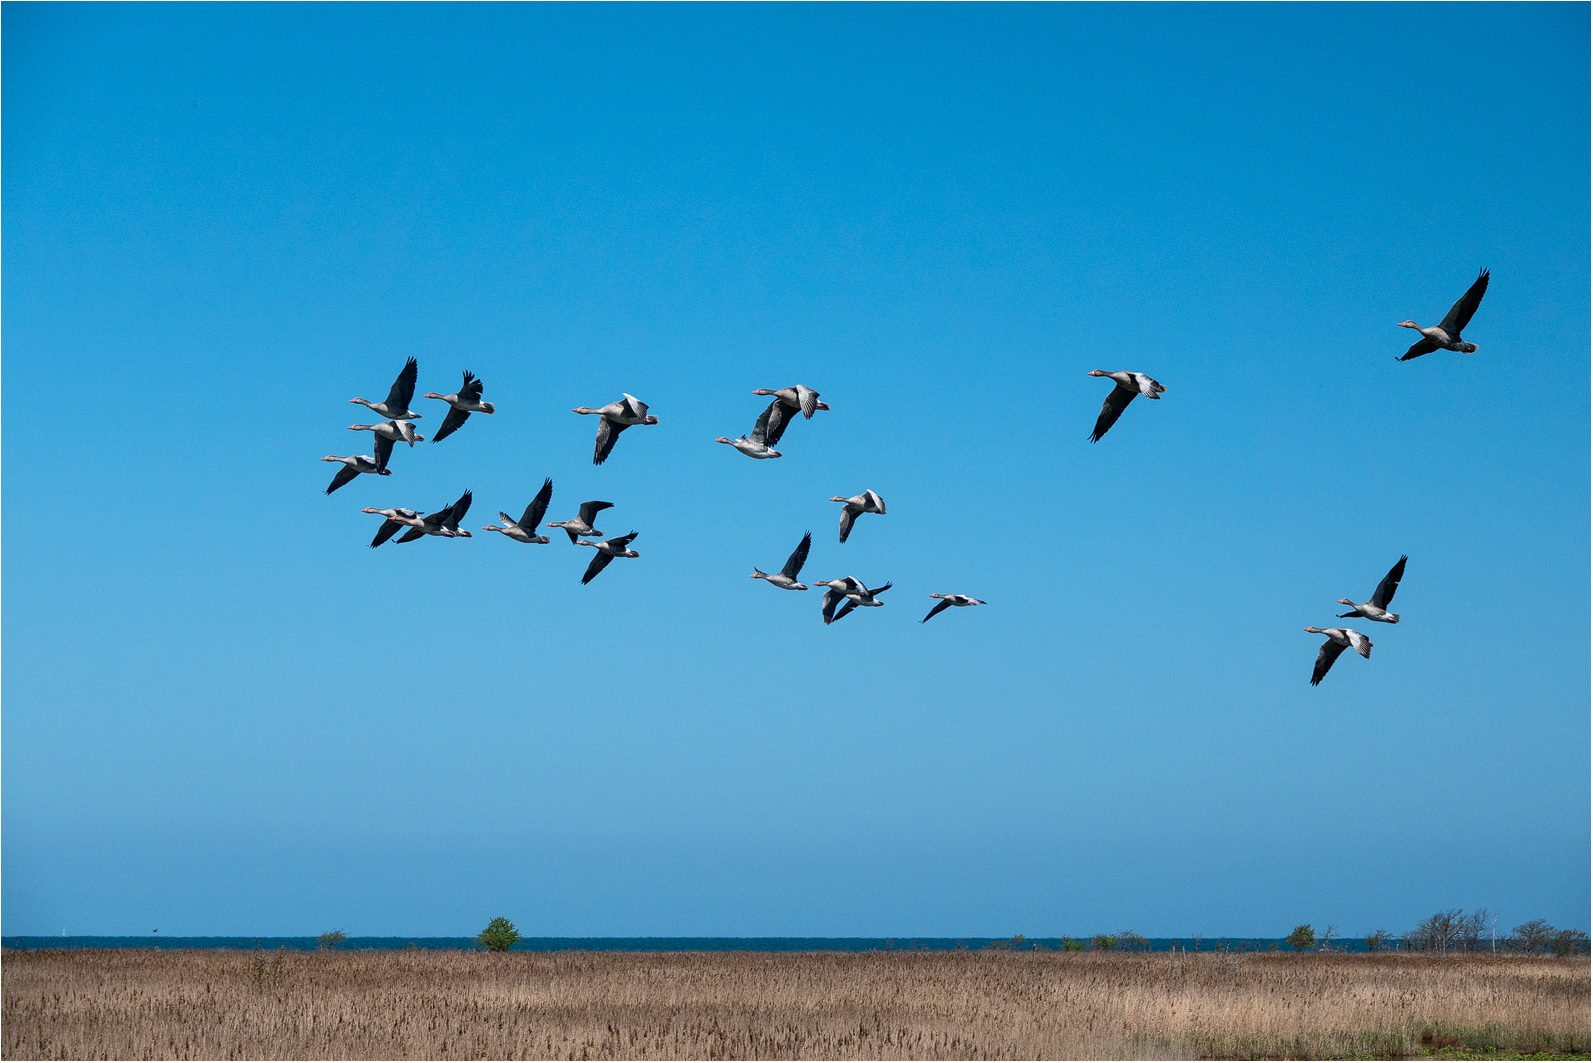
[321,269,1489,673]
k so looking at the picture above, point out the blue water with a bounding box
[2,935,1387,953]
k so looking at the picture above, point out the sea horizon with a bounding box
[2,934,1408,953]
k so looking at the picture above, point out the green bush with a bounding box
[476,917,523,952]
[1286,924,1315,950]
[1060,936,1086,952]
[317,929,347,950]
[1090,934,1119,951]
[1117,931,1150,952]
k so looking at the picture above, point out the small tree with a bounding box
[1317,925,1338,951]
[1286,924,1315,951]
[1365,928,1390,952]
[1550,929,1588,957]
[1117,931,1150,952]
[317,929,347,951]
[1060,937,1086,952]
[1090,934,1119,951]
[1512,920,1555,954]
[477,917,522,952]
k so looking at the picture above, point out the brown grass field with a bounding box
[2,948,1587,1060]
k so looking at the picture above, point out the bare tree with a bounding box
[1511,920,1555,954]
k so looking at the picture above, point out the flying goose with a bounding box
[349,357,422,421]
[361,506,426,548]
[396,490,473,543]
[751,532,811,590]
[816,577,892,624]
[348,420,424,468]
[1337,556,1407,624]
[573,394,658,465]
[546,499,614,544]
[1398,269,1489,361]
[752,385,827,419]
[716,400,784,459]
[752,386,830,444]
[922,594,987,623]
[425,371,495,441]
[577,531,640,584]
[830,490,886,543]
[321,454,391,495]
[1303,627,1373,686]
[1087,371,1166,442]
[484,479,554,544]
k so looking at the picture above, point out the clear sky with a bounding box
[4,4,1587,939]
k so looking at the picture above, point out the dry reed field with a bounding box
[2,948,1587,1061]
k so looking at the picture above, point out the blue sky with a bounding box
[4,4,1587,938]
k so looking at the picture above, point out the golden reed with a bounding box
[3,948,1587,1060]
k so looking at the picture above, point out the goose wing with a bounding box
[385,357,418,413]
[433,405,471,442]
[519,478,553,529]
[458,371,484,404]
[581,550,615,584]
[447,490,473,526]
[594,417,630,465]
[373,432,395,470]
[371,518,405,548]
[867,582,892,597]
[781,531,812,580]
[1090,383,1137,442]
[822,587,845,624]
[621,393,649,421]
[831,598,857,623]
[1345,629,1374,659]
[1439,269,1489,336]
[325,464,360,495]
[1399,336,1440,361]
[608,531,639,549]
[756,399,790,446]
[1371,555,1407,609]
[922,599,954,623]
[1311,638,1349,686]
[798,386,820,418]
[577,500,614,525]
[838,506,857,543]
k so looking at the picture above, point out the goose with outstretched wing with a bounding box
[396,490,473,543]
[426,371,495,441]
[484,479,553,544]
[751,532,811,590]
[1087,370,1165,442]
[574,394,658,465]
[577,531,640,584]
[922,594,987,623]
[1303,627,1373,686]
[716,400,784,459]
[322,454,390,495]
[1398,269,1489,361]
[546,499,614,544]
[349,358,422,421]
[1337,556,1407,624]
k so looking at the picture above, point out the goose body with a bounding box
[348,420,423,468]
[1337,555,1407,624]
[1087,370,1166,442]
[361,506,425,548]
[396,490,473,543]
[1303,626,1373,686]
[751,531,811,590]
[716,400,784,459]
[922,594,988,623]
[349,357,423,421]
[424,371,495,441]
[816,576,892,624]
[546,499,614,544]
[577,531,640,584]
[1398,269,1489,360]
[752,385,827,419]
[830,490,886,543]
[321,454,391,495]
[574,394,658,465]
[484,478,553,544]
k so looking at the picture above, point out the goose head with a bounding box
[642,415,659,425]
[714,437,734,445]
[422,391,448,401]
[1396,320,1420,330]
[1335,599,1356,606]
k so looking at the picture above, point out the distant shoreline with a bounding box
[0,934,1470,953]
